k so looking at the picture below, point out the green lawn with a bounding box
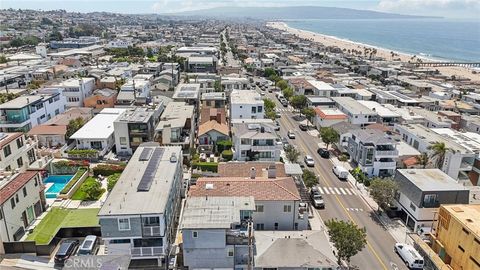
[26,207,100,244]
[71,177,105,201]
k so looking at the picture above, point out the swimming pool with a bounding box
[44,175,74,199]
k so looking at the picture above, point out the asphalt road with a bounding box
[267,92,407,270]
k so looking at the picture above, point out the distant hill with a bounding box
[162,6,434,20]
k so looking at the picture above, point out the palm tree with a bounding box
[428,142,449,169]
[415,153,429,169]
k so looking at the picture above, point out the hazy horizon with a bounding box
[1,0,479,19]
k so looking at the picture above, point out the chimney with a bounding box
[267,164,276,179]
[250,167,256,179]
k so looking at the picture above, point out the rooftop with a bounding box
[180,196,255,229]
[432,128,480,154]
[357,100,401,118]
[0,171,38,204]
[70,109,126,140]
[0,132,23,149]
[314,107,347,120]
[396,169,467,191]
[173,83,201,100]
[441,204,480,236]
[217,162,286,178]
[351,129,396,145]
[156,102,194,130]
[98,144,182,216]
[116,107,154,123]
[331,96,377,115]
[230,90,263,105]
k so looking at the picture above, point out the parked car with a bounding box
[299,124,308,131]
[394,243,424,269]
[287,130,296,139]
[77,235,98,256]
[304,155,315,167]
[317,148,330,158]
[332,165,349,180]
[54,239,80,266]
[280,99,289,107]
[282,137,289,149]
[275,109,281,118]
[310,187,325,209]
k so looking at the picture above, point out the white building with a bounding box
[357,100,401,126]
[107,39,133,49]
[230,90,264,121]
[331,97,377,127]
[120,79,151,99]
[0,89,66,132]
[313,107,347,129]
[51,78,95,108]
[0,133,37,172]
[70,108,126,157]
[0,171,45,242]
[232,122,281,162]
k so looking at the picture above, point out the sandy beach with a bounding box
[268,22,480,82]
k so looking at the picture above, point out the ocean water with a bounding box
[285,19,480,62]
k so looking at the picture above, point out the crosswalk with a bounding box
[276,107,294,112]
[346,208,364,212]
[315,186,357,196]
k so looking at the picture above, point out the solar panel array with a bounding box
[139,147,153,161]
[137,148,164,191]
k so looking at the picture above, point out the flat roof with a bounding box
[98,144,182,216]
[173,83,201,100]
[116,107,154,123]
[396,169,467,191]
[0,95,43,109]
[306,80,335,90]
[180,196,255,229]
[358,100,400,118]
[432,128,480,154]
[70,109,125,140]
[230,90,263,105]
[331,97,377,115]
[441,204,480,236]
[156,102,194,130]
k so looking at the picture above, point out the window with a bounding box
[471,256,480,268]
[256,223,264,230]
[16,138,24,148]
[118,218,130,231]
[55,109,59,115]
[3,145,11,157]
[458,245,465,252]
[133,238,163,247]
[23,187,27,197]
[241,138,250,145]
[255,205,264,212]
[143,216,160,226]
[462,228,470,235]
[294,223,298,230]
[283,205,292,212]
[227,248,234,257]
[17,157,23,167]
[110,239,131,244]
[15,194,19,203]
[257,106,263,113]
[423,194,438,207]
[251,107,257,113]
[34,178,38,187]
[410,202,417,211]
[192,231,198,238]
[10,198,15,209]
[120,137,127,145]
[475,238,480,245]
[274,222,279,230]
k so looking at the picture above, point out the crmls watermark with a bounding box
[64,257,103,269]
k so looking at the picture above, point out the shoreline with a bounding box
[267,21,480,81]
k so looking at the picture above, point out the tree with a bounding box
[264,67,277,78]
[285,145,300,163]
[369,178,399,211]
[301,107,315,126]
[66,117,85,139]
[48,30,63,41]
[282,87,294,100]
[325,219,367,266]
[277,80,288,90]
[290,95,307,112]
[302,169,318,188]
[82,180,104,200]
[214,80,223,92]
[107,173,121,192]
[0,55,8,64]
[415,153,429,169]
[264,98,276,112]
[428,141,449,169]
[319,127,339,149]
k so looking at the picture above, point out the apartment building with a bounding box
[0,133,37,172]
[181,196,255,269]
[347,129,398,177]
[331,97,378,126]
[232,122,281,162]
[83,89,117,111]
[190,172,308,231]
[394,124,476,181]
[393,169,469,233]
[409,107,453,129]
[172,84,201,108]
[230,90,264,121]
[114,106,163,156]
[0,171,45,242]
[70,108,126,157]
[313,107,347,129]
[51,78,95,108]
[201,92,226,109]
[0,90,66,132]
[98,144,183,265]
[357,100,401,125]
[430,204,480,270]
[155,102,195,154]
[120,79,151,99]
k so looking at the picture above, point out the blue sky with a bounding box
[2,0,479,18]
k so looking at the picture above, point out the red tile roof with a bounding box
[0,171,39,205]
[0,133,23,149]
[314,107,347,120]
[189,177,301,201]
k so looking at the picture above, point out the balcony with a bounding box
[251,144,275,151]
[374,149,398,157]
[226,229,250,245]
[422,201,440,208]
[459,161,473,171]
[131,246,164,257]
[143,226,161,237]
[374,161,397,168]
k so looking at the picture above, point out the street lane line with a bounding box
[278,110,389,270]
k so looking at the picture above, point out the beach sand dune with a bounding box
[268,22,480,82]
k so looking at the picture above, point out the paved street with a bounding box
[268,92,407,270]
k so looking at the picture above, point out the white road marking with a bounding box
[344,188,352,195]
[318,187,324,194]
[334,187,341,194]
[323,187,330,194]
[329,187,335,194]
[340,188,347,195]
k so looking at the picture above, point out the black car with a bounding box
[54,239,80,266]
[299,124,308,131]
[317,148,330,158]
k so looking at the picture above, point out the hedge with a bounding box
[93,164,126,176]
[217,140,232,152]
[192,162,218,172]
[59,167,88,194]
[67,149,98,158]
[221,150,233,161]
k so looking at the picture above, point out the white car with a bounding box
[304,155,315,167]
[332,165,349,180]
[287,130,296,139]
[394,243,424,269]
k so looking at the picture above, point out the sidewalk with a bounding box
[330,155,413,244]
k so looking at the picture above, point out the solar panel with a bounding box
[139,148,153,161]
[137,148,164,191]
